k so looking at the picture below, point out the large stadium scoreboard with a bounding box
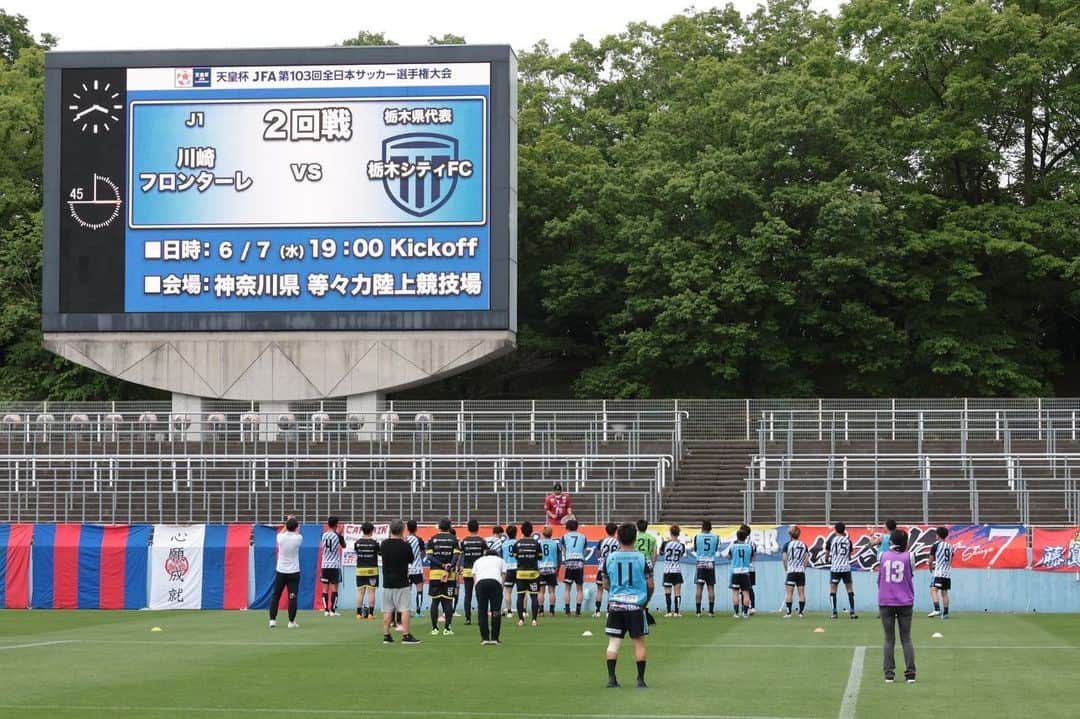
[43,47,516,333]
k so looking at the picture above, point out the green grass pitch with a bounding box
[1,608,1078,718]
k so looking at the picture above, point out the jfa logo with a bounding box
[174,68,193,88]
[193,67,211,87]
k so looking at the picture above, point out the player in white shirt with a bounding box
[928,526,954,619]
[659,525,687,617]
[269,517,303,629]
[319,516,345,616]
[592,522,620,617]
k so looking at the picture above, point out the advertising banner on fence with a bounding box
[1031,527,1080,571]
[788,524,1028,570]
[149,525,206,609]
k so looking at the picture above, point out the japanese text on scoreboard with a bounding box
[124,63,490,312]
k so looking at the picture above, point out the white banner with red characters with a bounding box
[148,524,205,609]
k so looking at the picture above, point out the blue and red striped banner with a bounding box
[31,524,150,609]
[202,524,252,609]
[0,524,32,608]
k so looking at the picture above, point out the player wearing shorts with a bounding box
[319,516,345,616]
[603,522,654,689]
[692,520,720,616]
[728,528,753,618]
[460,519,488,627]
[538,525,561,616]
[825,522,858,619]
[659,525,686,617]
[561,519,588,616]
[739,524,758,614]
[782,526,809,617]
[405,519,426,620]
[500,524,518,616]
[593,522,620,617]
[353,523,380,620]
[928,527,954,619]
[512,521,542,626]
[426,518,461,636]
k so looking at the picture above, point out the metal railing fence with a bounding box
[746,452,1080,525]
[0,453,671,525]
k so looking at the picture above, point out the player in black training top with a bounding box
[353,522,380,620]
[512,521,543,626]
[426,518,461,635]
[460,519,488,626]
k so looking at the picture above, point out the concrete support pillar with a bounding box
[347,391,383,439]
[171,393,203,441]
[259,401,290,441]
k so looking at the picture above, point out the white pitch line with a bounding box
[838,646,865,719]
[0,640,74,652]
[36,639,1080,650]
[0,705,809,719]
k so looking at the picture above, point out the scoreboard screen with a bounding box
[43,46,516,332]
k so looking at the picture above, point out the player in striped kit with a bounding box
[593,522,620,617]
[320,516,345,617]
[781,526,808,618]
[928,526,954,619]
[825,522,858,619]
[404,519,426,623]
[659,525,687,617]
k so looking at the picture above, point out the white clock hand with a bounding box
[73,104,109,120]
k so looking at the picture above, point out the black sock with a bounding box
[733,603,740,614]
[665,594,672,612]
[549,603,556,615]
[595,596,602,612]
[748,588,756,609]
[696,602,702,614]
[576,602,582,615]
[785,601,792,613]
[431,603,439,629]
[443,598,455,628]
[933,602,940,611]
[636,660,646,681]
[831,593,838,612]
[330,592,337,612]
[708,600,715,614]
[321,592,328,611]
[847,592,855,612]
[565,603,571,614]
[530,595,539,620]
[943,606,949,616]
[607,658,617,679]
[799,600,806,613]
[517,593,526,620]
[415,591,423,613]
[674,597,680,614]
[356,606,362,616]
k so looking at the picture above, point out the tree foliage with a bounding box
[0,5,1077,400]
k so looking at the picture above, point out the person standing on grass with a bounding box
[878,528,917,683]
[426,518,461,636]
[354,522,380,620]
[604,522,653,689]
[928,527,954,620]
[320,516,345,617]
[460,519,488,627]
[538,525,561,617]
[691,520,719,617]
[659,525,686,617]
[269,517,302,629]
[825,522,858,619]
[500,524,519,616]
[405,519,426,623]
[634,519,658,570]
[727,528,753,618]
[512,521,543,626]
[593,522,620,617]
[379,520,422,645]
[782,526,809,618]
[560,519,588,617]
[472,549,507,645]
[874,519,898,562]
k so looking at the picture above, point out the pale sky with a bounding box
[7,0,842,54]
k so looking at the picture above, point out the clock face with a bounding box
[68,79,123,135]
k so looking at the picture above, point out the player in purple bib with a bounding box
[877,529,917,683]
